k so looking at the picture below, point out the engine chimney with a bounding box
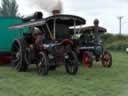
[52,10,60,16]
[23,11,43,22]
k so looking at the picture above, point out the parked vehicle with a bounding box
[9,14,86,75]
[72,19,112,68]
[0,17,28,64]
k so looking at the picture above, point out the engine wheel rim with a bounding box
[24,48,32,65]
[65,51,78,74]
[38,52,48,75]
[67,60,75,72]
[82,53,91,67]
[11,41,22,67]
[102,52,112,67]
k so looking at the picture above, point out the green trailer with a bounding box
[0,17,28,64]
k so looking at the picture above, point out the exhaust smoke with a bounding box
[26,0,63,14]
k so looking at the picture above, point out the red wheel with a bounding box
[102,51,112,68]
[82,52,93,68]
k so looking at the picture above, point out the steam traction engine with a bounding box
[9,13,86,75]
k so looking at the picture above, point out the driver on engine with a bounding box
[30,27,45,51]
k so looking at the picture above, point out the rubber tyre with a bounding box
[65,51,79,75]
[102,51,112,68]
[82,52,93,68]
[38,52,49,75]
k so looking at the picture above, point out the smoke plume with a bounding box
[26,0,63,13]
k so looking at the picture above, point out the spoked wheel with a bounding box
[37,52,49,75]
[82,52,93,68]
[102,51,112,68]
[65,51,79,75]
[11,39,28,72]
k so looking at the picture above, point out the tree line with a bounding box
[0,0,18,16]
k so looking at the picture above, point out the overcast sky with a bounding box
[0,0,128,34]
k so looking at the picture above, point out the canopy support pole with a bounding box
[53,18,56,40]
[46,23,54,40]
[78,25,82,33]
[73,20,76,35]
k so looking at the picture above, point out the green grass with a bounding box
[0,52,128,96]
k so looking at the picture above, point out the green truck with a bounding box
[0,17,28,64]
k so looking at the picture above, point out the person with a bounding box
[27,27,45,63]
[30,27,45,51]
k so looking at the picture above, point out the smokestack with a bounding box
[25,0,63,15]
[52,10,61,15]
[23,11,43,22]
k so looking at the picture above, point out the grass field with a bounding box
[0,52,128,96]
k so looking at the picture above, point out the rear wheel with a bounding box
[102,51,112,68]
[82,52,93,68]
[38,52,49,75]
[65,51,79,75]
[11,39,28,72]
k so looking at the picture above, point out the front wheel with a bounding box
[101,51,112,68]
[37,52,49,75]
[65,51,79,75]
[82,52,93,68]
